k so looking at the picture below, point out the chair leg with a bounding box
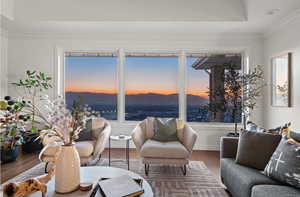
[144,164,149,176]
[45,162,49,173]
[181,165,187,175]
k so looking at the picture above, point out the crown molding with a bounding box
[264,8,300,38]
[8,30,263,41]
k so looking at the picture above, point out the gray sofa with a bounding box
[220,136,300,197]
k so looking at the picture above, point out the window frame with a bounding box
[57,48,247,125]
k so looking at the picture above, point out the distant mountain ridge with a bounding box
[65,92,208,106]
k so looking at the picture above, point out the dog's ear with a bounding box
[3,182,18,197]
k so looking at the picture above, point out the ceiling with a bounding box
[2,0,300,35]
[14,0,246,22]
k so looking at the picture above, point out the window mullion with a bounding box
[117,49,125,122]
[179,51,187,121]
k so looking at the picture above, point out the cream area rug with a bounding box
[3,159,229,197]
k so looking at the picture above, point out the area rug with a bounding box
[3,159,229,197]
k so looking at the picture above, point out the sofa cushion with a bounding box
[290,131,300,142]
[264,136,300,189]
[236,130,282,170]
[43,141,94,157]
[251,185,300,197]
[152,118,179,142]
[221,158,279,197]
[140,140,189,159]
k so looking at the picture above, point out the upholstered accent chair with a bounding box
[39,118,111,172]
[131,117,197,175]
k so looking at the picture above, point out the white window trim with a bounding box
[56,47,248,126]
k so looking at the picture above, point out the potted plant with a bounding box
[39,97,83,193]
[208,65,266,136]
[12,70,53,153]
[241,65,266,130]
[0,96,25,163]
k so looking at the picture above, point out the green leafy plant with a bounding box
[242,65,266,125]
[0,96,26,150]
[208,65,266,131]
[12,70,53,132]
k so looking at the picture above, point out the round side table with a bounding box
[25,166,153,197]
[108,135,132,170]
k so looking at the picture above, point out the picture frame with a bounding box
[271,53,292,107]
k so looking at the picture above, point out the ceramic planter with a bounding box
[55,144,80,193]
[0,146,21,163]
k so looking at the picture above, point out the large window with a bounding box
[186,57,210,122]
[65,54,118,120]
[64,51,242,123]
[187,54,242,123]
[125,57,179,121]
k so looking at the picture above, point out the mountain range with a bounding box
[65,92,208,106]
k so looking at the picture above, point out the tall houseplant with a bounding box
[12,70,53,152]
[209,65,266,135]
[241,65,266,129]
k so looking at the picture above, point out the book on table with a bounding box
[98,175,144,197]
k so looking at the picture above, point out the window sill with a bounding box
[108,120,242,129]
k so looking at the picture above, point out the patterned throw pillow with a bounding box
[152,118,179,142]
[267,122,291,136]
[264,136,300,189]
[246,121,266,132]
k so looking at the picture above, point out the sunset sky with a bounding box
[65,56,209,98]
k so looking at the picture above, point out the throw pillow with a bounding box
[176,119,185,142]
[76,128,93,141]
[145,117,155,139]
[264,136,300,189]
[246,121,266,132]
[267,122,291,136]
[152,118,179,142]
[235,130,282,170]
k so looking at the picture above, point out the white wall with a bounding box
[7,32,264,149]
[1,0,14,20]
[0,27,8,99]
[263,15,300,132]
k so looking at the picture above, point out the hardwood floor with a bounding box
[1,152,41,183]
[1,149,220,184]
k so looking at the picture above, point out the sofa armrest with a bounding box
[220,136,239,159]
[131,123,146,152]
[183,124,198,152]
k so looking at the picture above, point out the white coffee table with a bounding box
[27,166,153,197]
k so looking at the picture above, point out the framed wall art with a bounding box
[271,53,292,107]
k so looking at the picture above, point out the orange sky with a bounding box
[65,88,209,98]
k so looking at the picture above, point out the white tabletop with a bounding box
[110,135,132,141]
[27,166,153,197]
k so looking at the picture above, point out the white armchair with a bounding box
[39,118,111,171]
[131,117,198,175]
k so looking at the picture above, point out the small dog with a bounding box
[3,164,54,197]
[3,146,61,197]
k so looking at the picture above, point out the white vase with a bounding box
[55,144,80,193]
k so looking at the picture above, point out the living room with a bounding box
[0,0,300,197]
